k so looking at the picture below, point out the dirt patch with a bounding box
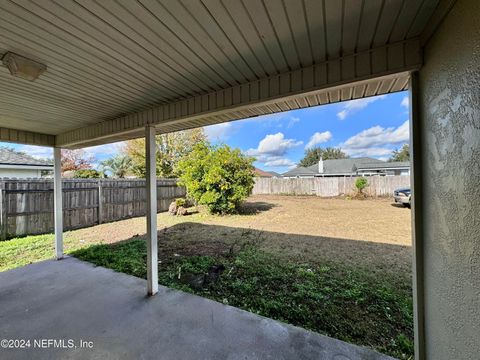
[68,195,412,276]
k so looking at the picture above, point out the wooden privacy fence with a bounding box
[0,178,186,239]
[252,175,411,197]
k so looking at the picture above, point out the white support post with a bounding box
[53,147,63,260]
[145,126,158,296]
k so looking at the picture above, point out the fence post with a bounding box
[0,181,6,240]
[98,179,103,224]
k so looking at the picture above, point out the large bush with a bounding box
[176,143,255,214]
[73,169,103,178]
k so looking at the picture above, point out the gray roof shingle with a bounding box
[282,166,317,177]
[0,147,52,167]
[282,157,409,177]
[306,157,384,175]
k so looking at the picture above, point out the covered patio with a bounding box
[0,257,392,359]
[0,0,478,359]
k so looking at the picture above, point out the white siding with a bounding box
[0,168,43,179]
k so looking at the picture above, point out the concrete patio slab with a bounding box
[0,257,394,360]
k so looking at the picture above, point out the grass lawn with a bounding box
[72,240,413,359]
[0,196,413,359]
[0,232,82,272]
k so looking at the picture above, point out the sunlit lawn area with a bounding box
[0,195,413,359]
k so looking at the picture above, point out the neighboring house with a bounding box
[282,165,317,178]
[266,171,282,178]
[253,167,273,178]
[356,161,410,176]
[283,157,410,178]
[0,148,53,178]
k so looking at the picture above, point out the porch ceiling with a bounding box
[0,0,454,148]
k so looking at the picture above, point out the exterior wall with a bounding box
[418,0,480,358]
[0,168,42,178]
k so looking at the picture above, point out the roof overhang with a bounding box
[0,0,456,148]
[58,67,414,149]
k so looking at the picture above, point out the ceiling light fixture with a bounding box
[2,52,46,81]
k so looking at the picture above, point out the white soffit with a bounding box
[0,0,449,147]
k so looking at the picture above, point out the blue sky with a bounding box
[205,91,410,173]
[2,91,409,174]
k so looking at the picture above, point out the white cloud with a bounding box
[84,142,123,158]
[336,95,386,120]
[342,147,393,158]
[204,114,301,140]
[305,131,332,149]
[204,122,235,141]
[287,117,300,128]
[337,110,348,120]
[246,132,302,158]
[341,120,409,149]
[263,158,296,167]
[15,145,53,159]
[245,132,301,171]
[401,96,409,109]
[339,120,410,160]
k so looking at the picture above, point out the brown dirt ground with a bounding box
[68,195,412,276]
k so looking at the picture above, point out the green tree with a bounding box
[73,169,104,178]
[389,144,410,162]
[177,143,255,214]
[355,177,368,195]
[100,155,132,178]
[123,128,207,178]
[299,147,348,167]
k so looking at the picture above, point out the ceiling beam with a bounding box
[0,127,55,147]
[56,39,422,148]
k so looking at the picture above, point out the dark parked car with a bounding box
[394,188,411,207]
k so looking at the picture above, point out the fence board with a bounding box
[252,176,410,197]
[0,178,185,239]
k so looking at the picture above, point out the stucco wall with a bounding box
[418,0,480,358]
[0,168,42,179]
